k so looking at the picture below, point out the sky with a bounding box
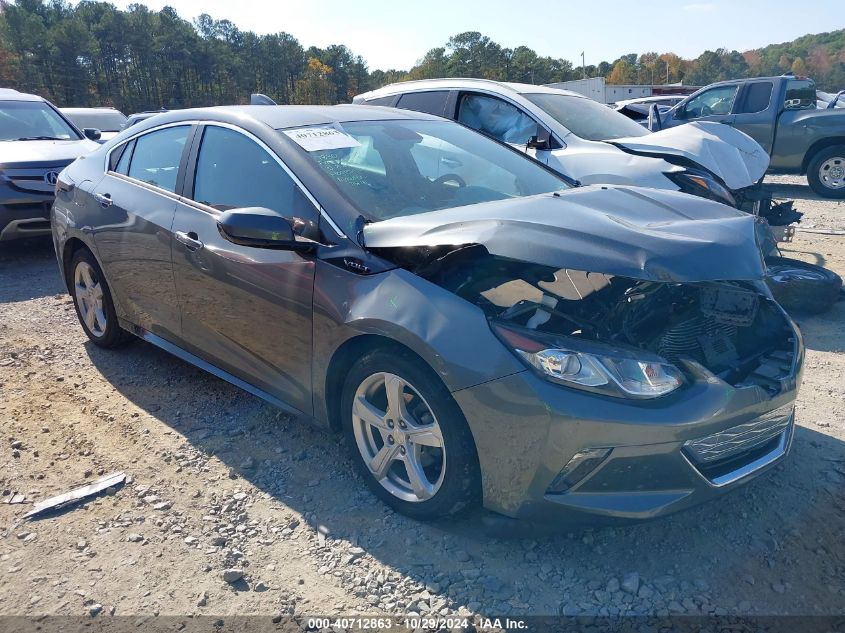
[102,0,844,71]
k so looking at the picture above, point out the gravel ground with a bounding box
[0,174,843,620]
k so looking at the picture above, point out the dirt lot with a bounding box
[0,174,843,620]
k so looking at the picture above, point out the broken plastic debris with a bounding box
[24,471,126,519]
[4,494,26,504]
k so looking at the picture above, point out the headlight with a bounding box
[667,170,736,207]
[493,323,684,399]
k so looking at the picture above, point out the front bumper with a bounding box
[454,343,802,522]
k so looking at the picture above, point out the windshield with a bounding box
[293,119,569,221]
[63,110,127,132]
[0,101,81,141]
[525,93,650,140]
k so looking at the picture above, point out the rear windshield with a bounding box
[0,101,81,141]
[289,119,568,221]
[64,110,127,132]
[524,93,650,140]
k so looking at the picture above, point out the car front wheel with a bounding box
[341,349,480,520]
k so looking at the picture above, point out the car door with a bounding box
[668,84,739,127]
[731,81,776,153]
[90,124,192,340]
[455,92,551,163]
[171,123,318,414]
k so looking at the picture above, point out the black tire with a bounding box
[765,256,842,315]
[341,348,481,520]
[806,145,845,199]
[68,248,132,348]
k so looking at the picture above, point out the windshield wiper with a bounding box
[15,136,66,141]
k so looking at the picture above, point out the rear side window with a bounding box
[192,126,317,232]
[396,91,449,117]
[784,79,816,110]
[737,82,773,114]
[365,96,396,106]
[127,126,189,192]
[110,140,133,173]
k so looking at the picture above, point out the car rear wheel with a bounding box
[69,249,131,348]
[341,349,480,520]
[807,145,845,199]
[765,256,842,315]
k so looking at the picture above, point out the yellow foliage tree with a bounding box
[293,57,335,105]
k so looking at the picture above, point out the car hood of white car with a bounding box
[609,121,769,191]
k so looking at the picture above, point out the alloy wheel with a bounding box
[73,261,108,337]
[351,372,446,503]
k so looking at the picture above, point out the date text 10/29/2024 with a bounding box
[306,617,529,630]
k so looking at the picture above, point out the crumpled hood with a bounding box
[363,185,766,283]
[0,139,99,166]
[610,121,769,190]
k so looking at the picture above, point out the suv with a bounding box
[354,79,769,209]
[0,88,99,241]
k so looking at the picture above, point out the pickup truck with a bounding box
[659,75,845,198]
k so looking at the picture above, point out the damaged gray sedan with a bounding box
[51,105,803,522]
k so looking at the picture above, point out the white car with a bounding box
[354,79,769,208]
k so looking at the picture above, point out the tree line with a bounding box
[0,0,843,114]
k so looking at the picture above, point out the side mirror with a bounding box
[83,128,102,141]
[217,207,315,252]
[526,126,552,151]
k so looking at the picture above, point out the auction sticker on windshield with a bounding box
[283,126,361,151]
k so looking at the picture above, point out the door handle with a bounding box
[93,192,112,207]
[175,231,204,251]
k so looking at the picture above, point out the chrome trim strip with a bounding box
[683,415,794,488]
[106,119,349,241]
[709,421,792,487]
[104,120,200,172]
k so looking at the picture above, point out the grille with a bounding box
[684,404,794,466]
[2,165,69,194]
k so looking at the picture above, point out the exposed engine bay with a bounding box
[412,246,797,394]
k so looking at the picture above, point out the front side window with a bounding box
[0,101,81,141]
[681,85,739,118]
[127,125,189,192]
[458,93,538,145]
[192,126,317,232]
[523,93,649,140]
[297,119,568,221]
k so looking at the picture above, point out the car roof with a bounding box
[0,88,45,102]
[356,78,585,101]
[134,104,443,131]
